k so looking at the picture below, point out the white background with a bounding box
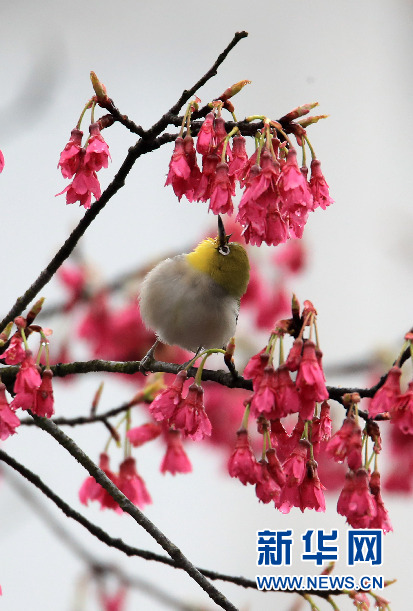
[0,1,412,609]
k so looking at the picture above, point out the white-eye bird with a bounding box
[139,215,250,360]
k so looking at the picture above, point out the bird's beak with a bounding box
[217,215,227,247]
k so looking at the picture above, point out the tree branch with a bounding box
[0,447,352,602]
[1,459,209,611]
[23,414,238,611]
[0,32,248,335]
[1,349,404,426]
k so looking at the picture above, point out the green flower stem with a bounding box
[396,340,409,366]
[266,333,277,363]
[245,114,265,123]
[39,329,51,369]
[313,319,320,349]
[77,99,93,130]
[366,447,376,470]
[327,596,340,610]
[364,433,369,467]
[303,593,321,610]
[304,135,316,160]
[195,353,210,386]
[301,141,307,168]
[221,127,239,162]
[90,100,96,125]
[20,327,30,352]
[279,338,285,365]
[184,348,226,373]
[269,120,293,148]
[124,408,132,459]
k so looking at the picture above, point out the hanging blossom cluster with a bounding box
[224,297,392,530]
[0,299,55,440]
[56,74,111,209]
[165,82,333,246]
[78,374,193,513]
[364,331,413,493]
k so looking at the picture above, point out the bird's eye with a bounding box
[218,245,230,256]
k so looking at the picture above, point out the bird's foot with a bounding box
[139,340,160,375]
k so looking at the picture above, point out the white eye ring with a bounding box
[218,245,230,256]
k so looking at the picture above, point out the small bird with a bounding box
[139,215,250,363]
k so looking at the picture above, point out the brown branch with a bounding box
[0,459,210,611]
[0,32,248,335]
[3,347,408,425]
[24,414,238,611]
[0,448,354,603]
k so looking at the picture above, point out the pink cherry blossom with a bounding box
[237,150,292,247]
[255,285,290,330]
[296,340,329,405]
[228,429,259,485]
[160,429,192,475]
[255,460,282,504]
[270,418,305,464]
[213,116,232,161]
[33,369,55,418]
[58,166,102,209]
[298,462,326,512]
[390,379,413,434]
[79,453,120,512]
[250,366,277,418]
[11,352,42,411]
[274,239,307,275]
[236,165,267,246]
[0,382,20,440]
[165,133,203,202]
[84,122,111,172]
[208,162,235,215]
[269,364,301,418]
[127,422,162,447]
[98,585,127,611]
[228,135,248,179]
[149,370,187,421]
[1,334,26,365]
[285,338,303,372]
[337,469,377,528]
[165,137,191,198]
[283,439,310,486]
[369,470,392,533]
[369,366,401,418]
[57,129,83,178]
[194,151,220,202]
[170,382,212,441]
[326,416,362,471]
[277,148,313,213]
[243,348,270,390]
[118,457,152,510]
[266,448,286,488]
[196,112,215,155]
[311,401,332,443]
[309,159,333,210]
